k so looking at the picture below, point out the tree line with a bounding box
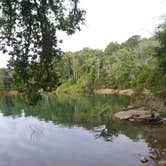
[0,23,166,98]
[0,0,166,103]
[55,31,166,96]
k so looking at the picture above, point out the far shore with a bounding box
[0,88,145,97]
[0,90,18,96]
[94,89,134,96]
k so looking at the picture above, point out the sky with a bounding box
[0,0,166,68]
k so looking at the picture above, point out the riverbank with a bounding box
[94,89,134,96]
[0,90,18,96]
[115,97,166,125]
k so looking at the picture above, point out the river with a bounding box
[0,94,165,166]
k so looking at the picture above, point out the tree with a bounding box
[155,21,166,73]
[0,0,85,103]
[121,35,141,49]
[104,42,120,56]
[0,68,12,90]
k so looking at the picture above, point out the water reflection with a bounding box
[28,122,45,144]
[0,95,165,166]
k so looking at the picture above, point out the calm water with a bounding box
[0,94,166,166]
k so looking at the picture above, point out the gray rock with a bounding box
[115,111,133,120]
[162,151,165,156]
[161,118,166,124]
[115,105,162,123]
[154,139,157,143]
[129,118,135,122]
[115,109,150,121]
[126,104,142,110]
[149,153,157,159]
[140,156,148,163]
[158,160,166,166]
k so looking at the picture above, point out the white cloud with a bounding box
[60,0,166,51]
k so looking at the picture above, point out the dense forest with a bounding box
[56,35,162,94]
[0,29,166,98]
[0,1,166,103]
[0,68,12,90]
[0,25,166,98]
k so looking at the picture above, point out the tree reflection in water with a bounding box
[0,94,166,163]
[28,122,45,144]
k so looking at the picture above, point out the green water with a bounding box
[0,94,165,166]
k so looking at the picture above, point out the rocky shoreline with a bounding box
[115,97,166,125]
[115,105,166,125]
[115,105,166,124]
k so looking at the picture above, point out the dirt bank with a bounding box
[0,90,18,96]
[95,89,134,96]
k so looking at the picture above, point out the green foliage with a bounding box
[155,21,166,73]
[160,108,166,117]
[56,48,104,93]
[0,68,13,90]
[121,35,141,49]
[1,8,166,102]
[104,42,120,56]
[0,0,85,103]
[56,35,164,95]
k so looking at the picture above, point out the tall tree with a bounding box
[0,0,85,103]
[121,35,141,49]
[155,21,166,73]
[104,42,120,56]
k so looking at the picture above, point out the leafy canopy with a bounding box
[155,21,166,73]
[0,0,85,103]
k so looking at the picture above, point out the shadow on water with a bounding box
[0,94,166,166]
